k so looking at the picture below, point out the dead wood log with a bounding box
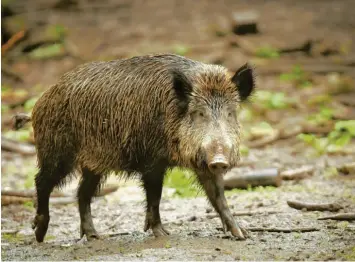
[281,166,315,180]
[287,200,342,212]
[1,136,36,155]
[317,213,355,221]
[224,168,281,190]
[1,185,119,206]
[1,195,32,206]
[247,227,319,233]
[1,189,68,198]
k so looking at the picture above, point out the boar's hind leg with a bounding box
[32,159,74,242]
[77,167,103,241]
[197,173,248,240]
[142,169,170,237]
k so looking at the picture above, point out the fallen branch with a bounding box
[287,200,342,212]
[107,231,130,237]
[1,189,68,198]
[317,213,355,221]
[224,168,281,190]
[1,195,33,206]
[207,209,280,219]
[280,166,315,180]
[247,227,319,233]
[1,136,36,155]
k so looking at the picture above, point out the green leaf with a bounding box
[24,97,39,112]
[29,43,65,60]
[334,133,352,147]
[270,92,287,109]
[255,46,280,59]
[297,133,316,144]
[335,120,355,136]
[173,45,189,56]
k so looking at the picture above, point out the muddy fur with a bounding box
[21,54,255,242]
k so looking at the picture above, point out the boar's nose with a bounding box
[208,155,230,175]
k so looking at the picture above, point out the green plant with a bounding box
[164,168,200,198]
[254,90,293,109]
[280,65,311,88]
[29,43,65,60]
[173,45,189,56]
[255,46,280,59]
[307,107,335,126]
[298,120,355,154]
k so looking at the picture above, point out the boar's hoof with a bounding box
[32,214,50,243]
[144,220,170,237]
[230,225,248,240]
[152,225,170,237]
[80,225,100,241]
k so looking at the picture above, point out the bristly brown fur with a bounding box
[31,54,242,177]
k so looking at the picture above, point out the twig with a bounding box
[287,200,342,212]
[207,210,280,219]
[247,227,319,233]
[107,232,130,237]
[1,136,36,156]
[1,30,26,54]
[317,213,355,221]
[281,166,315,180]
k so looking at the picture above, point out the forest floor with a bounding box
[1,0,355,260]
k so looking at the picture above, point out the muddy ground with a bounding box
[1,0,355,261]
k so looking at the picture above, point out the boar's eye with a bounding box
[190,110,207,122]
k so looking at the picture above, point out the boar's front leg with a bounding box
[141,169,170,237]
[197,171,248,240]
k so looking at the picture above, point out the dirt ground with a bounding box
[1,0,355,261]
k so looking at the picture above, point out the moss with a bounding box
[2,233,26,243]
[336,221,349,229]
[23,200,34,211]
[164,168,201,198]
[339,246,355,261]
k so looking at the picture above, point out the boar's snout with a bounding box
[208,154,230,175]
[204,137,232,175]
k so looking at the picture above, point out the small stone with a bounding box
[187,216,197,222]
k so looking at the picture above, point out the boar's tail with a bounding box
[12,113,31,130]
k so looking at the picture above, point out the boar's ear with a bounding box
[171,69,192,113]
[231,63,255,101]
